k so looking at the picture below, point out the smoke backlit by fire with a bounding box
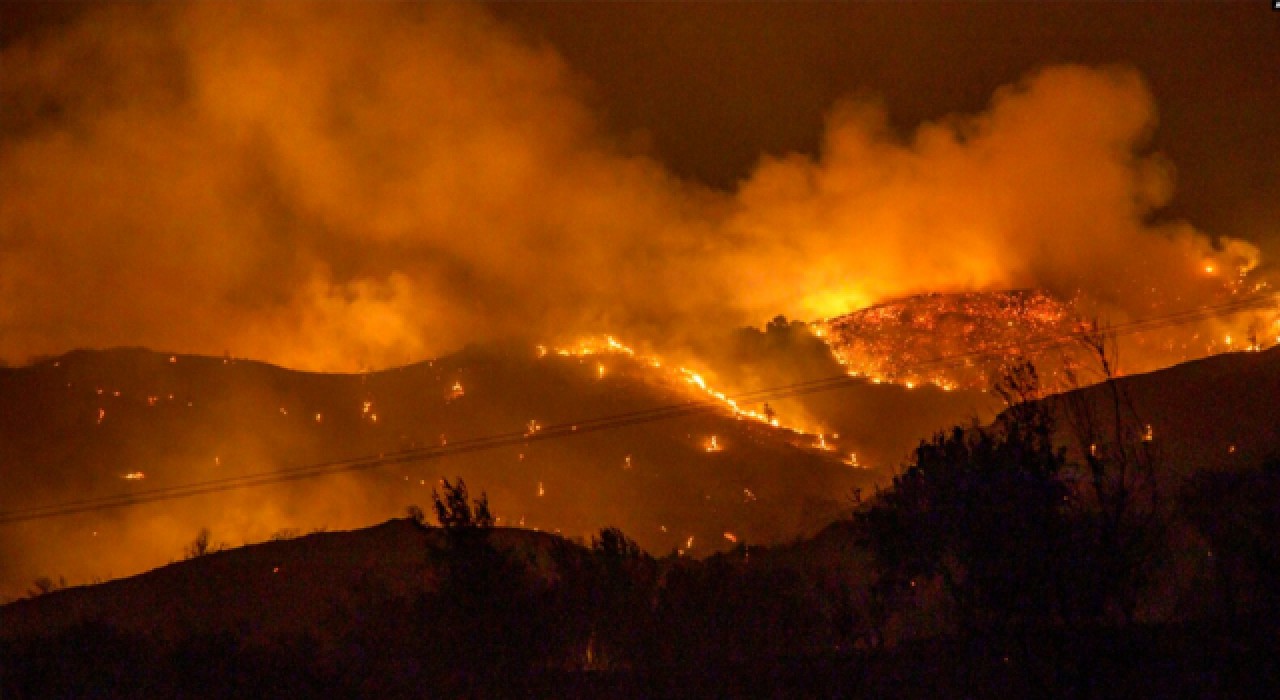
[0,2,1270,372]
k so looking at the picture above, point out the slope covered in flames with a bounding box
[818,290,1087,390]
[816,288,1278,393]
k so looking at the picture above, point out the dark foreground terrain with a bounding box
[5,462,1278,700]
[4,347,1279,698]
[4,516,1277,700]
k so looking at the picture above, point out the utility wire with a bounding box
[1,292,1274,525]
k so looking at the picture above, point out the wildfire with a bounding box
[821,287,1278,389]
[818,290,1089,391]
[705,436,721,452]
[549,335,818,436]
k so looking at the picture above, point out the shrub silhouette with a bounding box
[858,363,1070,637]
[1180,457,1280,629]
[183,527,226,559]
[431,477,492,530]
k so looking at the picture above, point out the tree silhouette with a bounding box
[422,478,543,695]
[1059,323,1167,626]
[430,478,492,530]
[858,363,1070,637]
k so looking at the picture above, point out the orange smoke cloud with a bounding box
[725,66,1261,323]
[0,2,1267,371]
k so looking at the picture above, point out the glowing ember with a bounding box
[122,472,145,480]
[705,436,721,452]
[724,532,738,543]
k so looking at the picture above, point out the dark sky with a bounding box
[489,2,1279,248]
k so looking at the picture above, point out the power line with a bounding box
[1,292,1274,525]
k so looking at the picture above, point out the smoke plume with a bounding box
[0,2,1266,369]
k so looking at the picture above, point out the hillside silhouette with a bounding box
[1,337,995,597]
[3,346,1278,697]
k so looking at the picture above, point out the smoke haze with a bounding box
[0,2,1266,370]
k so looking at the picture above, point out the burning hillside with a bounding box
[816,290,1089,391]
[0,345,899,599]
